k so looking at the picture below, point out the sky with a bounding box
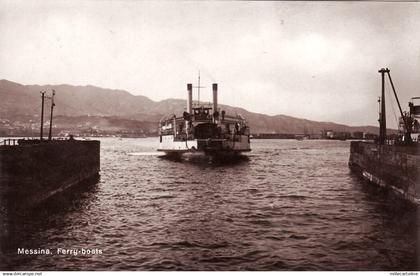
[1,1,420,128]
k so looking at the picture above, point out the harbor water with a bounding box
[1,138,418,270]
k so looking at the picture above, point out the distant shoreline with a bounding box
[0,134,374,142]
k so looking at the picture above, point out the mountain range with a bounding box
[0,79,380,135]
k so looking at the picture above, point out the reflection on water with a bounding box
[159,152,250,167]
[0,138,418,270]
[0,176,100,269]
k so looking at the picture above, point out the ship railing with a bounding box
[0,138,20,146]
[0,137,76,147]
[192,102,212,108]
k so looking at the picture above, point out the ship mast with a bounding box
[198,71,201,104]
[193,71,205,106]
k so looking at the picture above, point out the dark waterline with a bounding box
[1,138,418,270]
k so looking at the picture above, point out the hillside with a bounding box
[0,79,380,135]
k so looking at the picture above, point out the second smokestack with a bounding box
[212,83,218,115]
[187,83,192,114]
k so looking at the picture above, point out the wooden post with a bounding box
[40,91,46,140]
[48,90,55,140]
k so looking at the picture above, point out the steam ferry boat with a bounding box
[158,81,251,157]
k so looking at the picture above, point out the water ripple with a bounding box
[1,138,418,270]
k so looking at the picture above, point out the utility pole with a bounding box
[40,91,46,140]
[48,90,56,140]
[378,68,389,145]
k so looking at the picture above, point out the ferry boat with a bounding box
[158,82,251,157]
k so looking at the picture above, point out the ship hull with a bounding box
[158,135,251,156]
[349,141,420,205]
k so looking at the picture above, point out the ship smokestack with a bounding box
[213,83,218,115]
[187,83,192,114]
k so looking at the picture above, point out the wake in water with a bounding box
[128,152,165,156]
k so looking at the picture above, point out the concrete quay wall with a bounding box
[0,140,100,212]
[349,141,420,205]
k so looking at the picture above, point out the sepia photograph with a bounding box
[0,0,419,272]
